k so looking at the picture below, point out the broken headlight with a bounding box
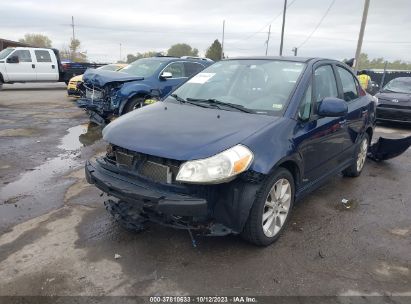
[176,145,253,184]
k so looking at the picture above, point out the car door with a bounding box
[5,49,36,81]
[157,61,188,97]
[335,65,369,158]
[295,64,346,182]
[34,49,59,81]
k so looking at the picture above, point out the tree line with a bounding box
[17,33,411,69]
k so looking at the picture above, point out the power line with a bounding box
[297,0,336,49]
[227,0,298,45]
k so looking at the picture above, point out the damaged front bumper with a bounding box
[77,98,111,125]
[85,158,261,235]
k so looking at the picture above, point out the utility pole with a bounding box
[354,0,370,72]
[71,16,75,41]
[279,0,287,56]
[265,24,271,56]
[221,20,225,60]
[292,47,298,56]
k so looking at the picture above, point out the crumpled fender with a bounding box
[368,135,411,161]
[83,69,143,87]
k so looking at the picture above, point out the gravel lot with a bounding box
[0,83,410,297]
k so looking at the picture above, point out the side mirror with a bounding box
[317,97,347,117]
[160,71,172,79]
[7,55,19,63]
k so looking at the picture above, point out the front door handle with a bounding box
[32,64,35,69]
[52,64,55,69]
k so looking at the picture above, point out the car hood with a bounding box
[82,69,144,87]
[103,102,278,160]
[70,74,83,82]
[376,92,411,103]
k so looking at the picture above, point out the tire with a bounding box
[104,200,147,232]
[342,133,369,177]
[123,97,145,114]
[241,168,295,246]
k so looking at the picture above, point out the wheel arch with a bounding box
[365,126,373,143]
[119,90,151,115]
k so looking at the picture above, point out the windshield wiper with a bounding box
[186,98,255,113]
[170,94,210,109]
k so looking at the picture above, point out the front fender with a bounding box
[116,83,153,115]
[241,118,301,174]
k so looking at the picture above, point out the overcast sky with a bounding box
[1,0,410,63]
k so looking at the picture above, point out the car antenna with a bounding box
[187,229,197,248]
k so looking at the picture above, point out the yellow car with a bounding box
[67,63,127,97]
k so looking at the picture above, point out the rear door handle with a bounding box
[32,64,35,69]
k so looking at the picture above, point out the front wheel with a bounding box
[123,97,145,114]
[241,168,294,246]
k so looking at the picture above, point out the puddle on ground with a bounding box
[0,124,103,227]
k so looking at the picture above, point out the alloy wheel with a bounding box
[356,138,368,172]
[262,178,291,238]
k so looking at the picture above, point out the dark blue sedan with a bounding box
[77,56,213,124]
[85,57,376,246]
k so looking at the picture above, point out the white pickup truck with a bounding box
[0,47,103,89]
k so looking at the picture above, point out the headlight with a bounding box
[176,145,253,184]
[373,96,379,104]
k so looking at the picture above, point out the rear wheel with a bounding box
[242,168,294,246]
[342,134,369,177]
[123,97,145,114]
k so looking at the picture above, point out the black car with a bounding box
[375,77,411,123]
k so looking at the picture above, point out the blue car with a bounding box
[85,56,376,246]
[77,56,213,124]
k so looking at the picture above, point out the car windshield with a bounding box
[168,59,305,115]
[97,64,122,71]
[383,78,411,94]
[0,48,15,60]
[120,59,163,77]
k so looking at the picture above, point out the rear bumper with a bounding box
[376,106,411,123]
[85,160,208,217]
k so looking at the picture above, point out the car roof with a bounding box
[390,77,411,81]
[145,56,211,63]
[225,56,334,64]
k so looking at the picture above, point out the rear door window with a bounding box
[34,50,52,62]
[337,66,359,101]
[12,50,32,62]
